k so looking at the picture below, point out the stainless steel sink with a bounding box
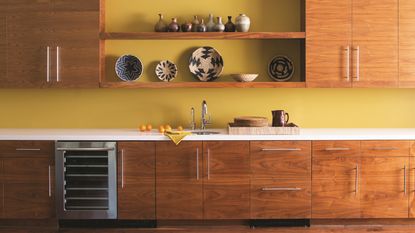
[191,131,221,135]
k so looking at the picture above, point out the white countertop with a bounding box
[1,128,415,141]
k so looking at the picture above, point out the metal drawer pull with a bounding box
[404,165,407,195]
[261,187,302,191]
[354,46,360,81]
[345,46,350,81]
[15,148,41,151]
[57,148,115,152]
[371,147,399,151]
[261,148,302,151]
[46,46,50,83]
[325,148,351,151]
[196,148,200,180]
[56,46,60,82]
[121,149,125,189]
[48,165,51,197]
[355,165,359,195]
[207,148,211,180]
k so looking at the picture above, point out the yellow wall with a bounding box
[0,0,414,129]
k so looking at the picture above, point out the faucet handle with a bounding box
[190,107,196,130]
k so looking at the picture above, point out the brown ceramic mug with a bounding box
[272,110,289,127]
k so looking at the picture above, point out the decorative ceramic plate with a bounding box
[155,60,178,82]
[189,46,224,82]
[115,55,143,82]
[268,56,294,82]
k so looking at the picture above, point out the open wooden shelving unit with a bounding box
[100,32,306,40]
[99,0,306,89]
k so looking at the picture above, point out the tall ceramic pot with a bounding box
[206,14,215,32]
[154,13,168,32]
[235,14,251,32]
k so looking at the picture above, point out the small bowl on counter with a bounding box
[230,73,259,82]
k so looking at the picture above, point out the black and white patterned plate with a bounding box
[115,55,143,82]
[189,46,224,82]
[268,56,294,82]
[155,60,178,82]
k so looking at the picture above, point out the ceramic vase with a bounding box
[191,16,200,32]
[168,18,180,32]
[224,16,236,32]
[196,19,207,32]
[235,14,251,32]
[154,13,168,32]
[206,14,216,32]
[181,21,192,32]
[213,17,225,32]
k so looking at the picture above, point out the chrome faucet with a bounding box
[201,100,211,130]
[190,107,196,130]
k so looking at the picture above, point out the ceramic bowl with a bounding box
[231,74,259,82]
[189,46,224,82]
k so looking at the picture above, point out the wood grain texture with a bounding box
[204,180,250,220]
[399,0,415,87]
[117,142,155,220]
[410,157,415,218]
[251,179,311,219]
[313,157,360,180]
[351,0,398,88]
[100,32,306,40]
[53,0,99,12]
[251,141,311,179]
[312,179,361,219]
[5,12,53,88]
[0,141,54,157]
[100,82,306,89]
[361,141,410,157]
[203,141,250,219]
[306,0,352,88]
[0,13,6,83]
[312,141,361,157]
[156,142,203,220]
[360,157,409,218]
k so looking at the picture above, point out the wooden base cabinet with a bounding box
[410,156,415,218]
[250,141,311,219]
[156,141,250,220]
[156,142,203,220]
[117,142,155,220]
[203,141,250,219]
[0,141,55,219]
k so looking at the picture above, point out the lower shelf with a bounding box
[100,82,306,89]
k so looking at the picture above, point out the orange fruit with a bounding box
[146,124,153,131]
[159,126,166,134]
[139,125,147,132]
[177,126,184,131]
[164,124,172,131]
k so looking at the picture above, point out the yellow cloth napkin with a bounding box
[164,130,192,145]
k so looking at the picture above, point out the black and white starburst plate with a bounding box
[155,60,178,82]
[189,46,224,82]
[115,55,143,82]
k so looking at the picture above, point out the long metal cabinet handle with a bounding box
[261,148,302,152]
[261,187,302,191]
[207,149,211,180]
[48,165,51,197]
[324,148,351,151]
[56,46,60,82]
[354,46,360,81]
[46,46,50,83]
[345,46,350,81]
[56,148,115,152]
[404,165,407,195]
[355,165,359,195]
[16,148,41,151]
[371,147,399,151]
[121,149,125,189]
[196,148,200,180]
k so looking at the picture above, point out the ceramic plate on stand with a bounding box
[155,60,178,82]
[268,56,294,82]
[189,46,224,82]
[115,55,143,82]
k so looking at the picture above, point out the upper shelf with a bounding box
[100,82,306,89]
[100,32,306,40]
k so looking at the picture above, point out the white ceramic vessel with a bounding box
[235,14,251,32]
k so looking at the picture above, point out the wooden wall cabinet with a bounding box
[250,141,311,219]
[400,0,415,87]
[1,0,99,88]
[0,141,55,219]
[306,0,398,88]
[117,142,155,220]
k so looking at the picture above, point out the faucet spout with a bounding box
[201,100,210,130]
